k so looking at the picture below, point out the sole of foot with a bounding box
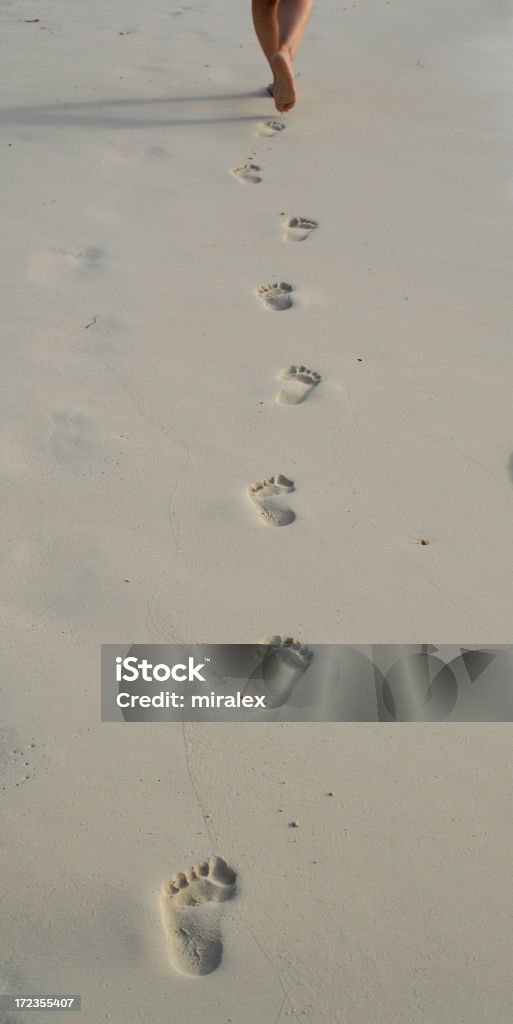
[271,51,296,112]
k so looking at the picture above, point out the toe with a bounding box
[275,473,294,490]
[209,855,237,886]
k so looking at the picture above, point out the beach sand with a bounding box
[2,0,513,1020]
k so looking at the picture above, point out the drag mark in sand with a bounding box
[245,636,313,707]
[249,474,296,527]
[277,366,321,405]
[231,162,262,184]
[258,281,293,311]
[283,216,318,242]
[160,856,237,977]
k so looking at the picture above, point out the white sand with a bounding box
[2,0,513,1020]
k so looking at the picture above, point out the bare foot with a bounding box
[270,50,296,112]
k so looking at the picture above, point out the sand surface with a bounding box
[2,0,513,1020]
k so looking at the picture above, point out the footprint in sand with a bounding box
[249,474,296,527]
[283,216,318,242]
[255,120,286,137]
[245,636,313,708]
[28,244,104,285]
[160,856,237,977]
[65,245,104,268]
[231,162,262,184]
[258,281,293,311]
[46,411,91,466]
[277,365,321,405]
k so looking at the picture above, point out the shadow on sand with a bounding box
[0,90,272,130]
